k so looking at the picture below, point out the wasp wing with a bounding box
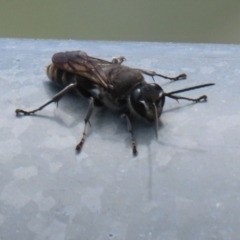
[52,51,113,89]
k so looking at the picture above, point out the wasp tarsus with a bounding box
[15,50,215,155]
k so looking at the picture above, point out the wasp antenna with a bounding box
[166,83,215,96]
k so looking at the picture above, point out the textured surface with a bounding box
[0,39,240,240]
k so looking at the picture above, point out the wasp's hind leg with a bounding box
[121,114,137,156]
[16,83,77,115]
[135,68,187,81]
[111,56,126,65]
[75,97,94,152]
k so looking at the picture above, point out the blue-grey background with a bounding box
[0,0,240,43]
[1,38,240,240]
[1,1,240,239]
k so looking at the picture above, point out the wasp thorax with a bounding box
[129,83,165,121]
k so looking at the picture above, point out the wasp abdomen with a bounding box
[46,63,99,100]
[46,64,77,88]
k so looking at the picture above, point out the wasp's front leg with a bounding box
[121,114,137,156]
[164,83,214,102]
[15,83,77,115]
[166,94,207,103]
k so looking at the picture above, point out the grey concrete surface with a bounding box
[0,39,240,240]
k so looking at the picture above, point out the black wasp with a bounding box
[16,50,214,155]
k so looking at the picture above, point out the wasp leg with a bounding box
[166,94,207,102]
[121,114,138,156]
[111,56,126,65]
[134,68,187,81]
[15,83,77,115]
[76,97,94,152]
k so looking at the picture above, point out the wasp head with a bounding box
[129,83,165,138]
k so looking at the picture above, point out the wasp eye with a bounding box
[129,85,145,118]
[131,87,141,102]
